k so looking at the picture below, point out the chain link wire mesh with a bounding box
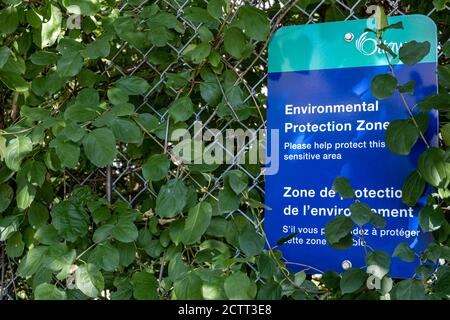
[1,0,448,300]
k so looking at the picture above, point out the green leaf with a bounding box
[65,88,101,122]
[34,224,59,245]
[28,202,49,229]
[5,135,33,171]
[110,279,133,300]
[30,51,59,66]
[17,246,48,277]
[20,160,46,187]
[142,154,171,182]
[441,123,450,146]
[155,179,188,217]
[276,232,299,246]
[332,176,355,199]
[418,93,450,111]
[168,96,194,123]
[89,242,120,272]
[385,120,419,155]
[434,266,450,295]
[75,263,104,298]
[147,23,171,47]
[6,231,24,257]
[174,272,203,300]
[256,254,277,280]
[238,224,265,257]
[116,76,149,95]
[224,271,256,300]
[50,201,89,242]
[183,7,215,23]
[21,106,51,121]
[0,71,28,92]
[168,253,189,281]
[398,80,416,94]
[438,65,450,88]
[393,242,416,263]
[183,43,212,64]
[166,72,190,90]
[0,183,13,212]
[399,41,431,65]
[207,0,228,19]
[366,250,390,279]
[110,118,142,144]
[117,242,135,267]
[111,221,138,243]
[34,283,66,300]
[0,137,5,162]
[0,47,11,68]
[0,215,19,241]
[224,27,246,59]
[57,52,83,78]
[59,123,86,144]
[93,223,114,243]
[200,79,221,106]
[402,171,426,207]
[391,279,425,300]
[84,37,110,59]
[107,87,129,105]
[237,6,269,41]
[83,128,117,167]
[181,201,212,245]
[131,272,158,300]
[325,216,354,244]
[415,264,434,280]
[224,170,248,194]
[31,72,64,96]
[16,179,35,210]
[294,271,307,287]
[426,243,450,263]
[0,6,19,35]
[218,185,240,213]
[371,74,398,100]
[91,206,110,224]
[349,202,373,226]
[50,138,80,169]
[340,268,367,294]
[198,26,214,43]
[257,281,282,300]
[418,147,447,187]
[443,41,450,59]
[321,271,341,290]
[433,0,450,10]
[419,206,444,232]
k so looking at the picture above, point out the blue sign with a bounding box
[265,15,438,278]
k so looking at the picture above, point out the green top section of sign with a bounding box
[268,15,437,73]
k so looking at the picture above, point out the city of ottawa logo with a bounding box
[355,32,403,56]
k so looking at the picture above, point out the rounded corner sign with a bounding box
[265,15,438,279]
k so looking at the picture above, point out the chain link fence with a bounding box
[1,0,448,300]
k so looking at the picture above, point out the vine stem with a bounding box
[158,251,166,294]
[378,35,430,148]
[75,242,98,261]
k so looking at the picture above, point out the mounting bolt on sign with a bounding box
[344,32,354,42]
